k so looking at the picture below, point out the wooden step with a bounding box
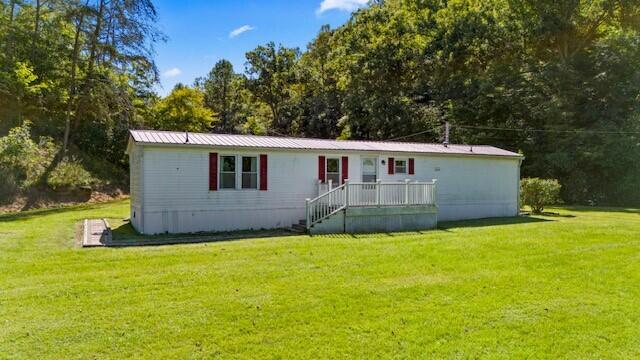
[291,223,307,233]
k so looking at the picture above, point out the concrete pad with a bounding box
[82,219,112,247]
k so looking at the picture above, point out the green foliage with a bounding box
[201,0,639,206]
[151,84,215,132]
[0,122,54,200]
[47,159,97,190]
[245,42,301,134]
[520,178,562,214]
[0,0,162,165]
[2,0,640,207]
[197,60,248,133]
[296,25,343,138]
[0,123,124,200]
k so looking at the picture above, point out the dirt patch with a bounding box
[0,185,128,213]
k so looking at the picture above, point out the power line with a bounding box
[456,125,640,135]
[386,124,640,142]
[387,129,434,141]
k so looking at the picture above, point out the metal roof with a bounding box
[129,129,522,158]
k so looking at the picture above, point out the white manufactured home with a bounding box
[127,130,523,235]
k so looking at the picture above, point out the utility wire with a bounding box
[387,129,434,142]
[455,125,640,135]
[387,124,640,142]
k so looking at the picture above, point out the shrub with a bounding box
[0,168,20,203]
[0,122,54,200]
[0,122,39,183]
[0,123,126,203]
[47,159,97,190]
[520,178,562,214]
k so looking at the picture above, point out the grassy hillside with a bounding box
[1,200,639,358]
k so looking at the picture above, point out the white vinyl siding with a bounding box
[131,145,520,234]
[128,143,143,232]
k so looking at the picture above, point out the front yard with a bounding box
[1,200,639,358]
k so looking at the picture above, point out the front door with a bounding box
[361,157,377,182]
[359,157,378,205]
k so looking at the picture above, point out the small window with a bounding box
[395,159,407,174]
[241,156,258,189]
[220,156,236,189]
[326,158,340,185]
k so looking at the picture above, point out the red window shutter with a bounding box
[318,156,326,183]
[209,153,218,191]
[259,154,268,191]
[341,156,349,184]
[408,158,415,175]
[388,157,394,175]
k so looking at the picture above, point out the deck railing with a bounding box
[307,179,437,229]
[317,180,336,196]
[306,182,347,228]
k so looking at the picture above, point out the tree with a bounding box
[0,0,163,169]
[2,0,640,207]
[198,59,244,133]
[245,42,301,135]
[296,25,343,138]
[152,84,215,132]
[325,0,442,140]
[71,0,164,161]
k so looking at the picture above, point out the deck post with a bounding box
[431,179,438,205]
[328,179,333,192]
[376,179,382,207]
[405,179,410,205]
[305,198,311,230]
[344,179,350,210]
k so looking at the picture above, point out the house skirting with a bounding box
[310,205,438,234]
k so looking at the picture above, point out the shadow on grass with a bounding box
[528,211,575,218]
[309,215,553,239]
[438,215,552,231]
[110,215,557,246]
[109,222,300,247]
[558,205,640,214]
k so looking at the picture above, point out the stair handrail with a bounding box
[305,181,347,230]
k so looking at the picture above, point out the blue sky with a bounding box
[153,0,368,96]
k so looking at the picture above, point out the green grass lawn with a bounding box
[1,200,640,358]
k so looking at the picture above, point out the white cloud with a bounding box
[229,25,255,38]
[317,0,368,14]
[162,67,182,78]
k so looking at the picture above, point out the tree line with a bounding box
[2,0,640,206]
[0,0,162,169]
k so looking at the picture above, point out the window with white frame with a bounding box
[220,156,236,189]
[394,159,407,174]
[219,155,260,190]
[326,158,340,185]
[241,156,258,189]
